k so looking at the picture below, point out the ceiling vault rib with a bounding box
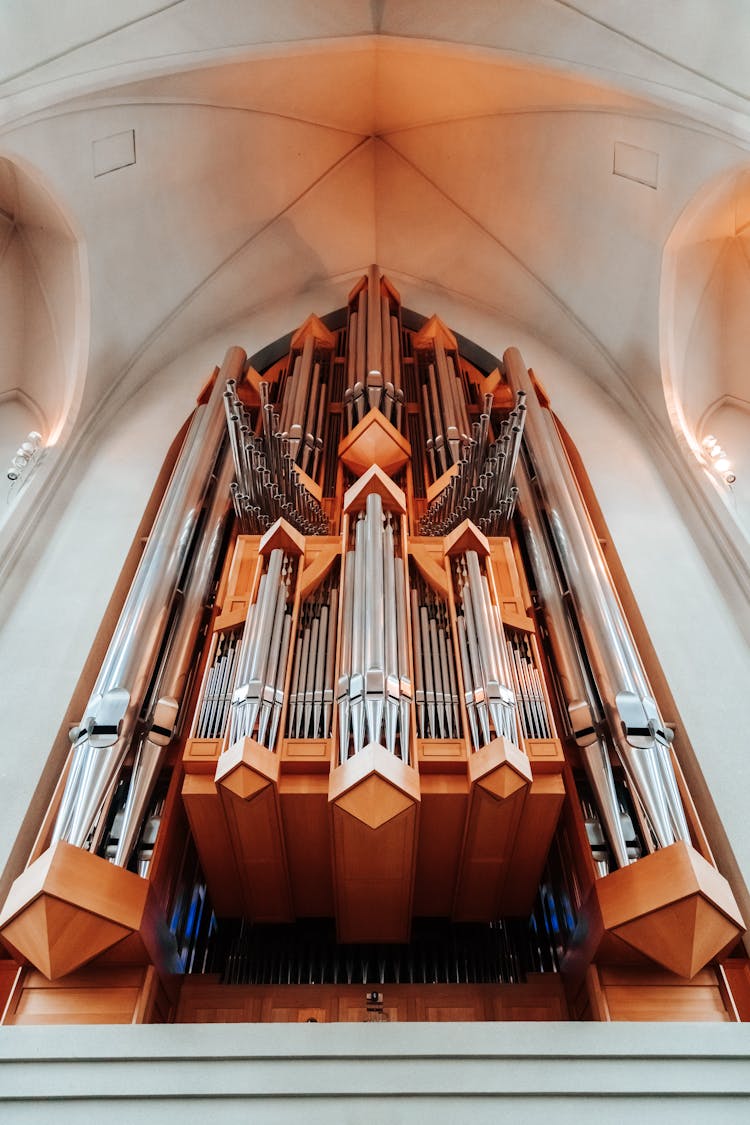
[551,0,750,103]
[77,135,373,433]
[379,137,625,387]
[0,1,190,89]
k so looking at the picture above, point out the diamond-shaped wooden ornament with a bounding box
[468,736,532,801]
[215,737,280,802]
[0,841,161,980]
[338,409,411,479]
[331,745,419,830]
[597,841,744,978]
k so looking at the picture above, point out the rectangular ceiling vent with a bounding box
[613,141,658,189]
[92,129,136,178]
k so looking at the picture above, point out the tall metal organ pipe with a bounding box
[504,347,691,851]
[53,346,246,849]
[113,448,235,867]
[515,455,630,869]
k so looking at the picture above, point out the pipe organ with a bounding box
[1,271,748,1026]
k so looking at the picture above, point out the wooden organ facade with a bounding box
[1,269,748,1027]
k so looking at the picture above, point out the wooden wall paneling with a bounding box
[280,775,334,917]
[598,965,731,1022]
[215,737,294,923]
[502,774,566,916]
[720,959,750,1021]
[2,966,149,1025]
[487,538,535,632]
[181,773,242,916]
[453,737,532,922]
[413,774,469,917]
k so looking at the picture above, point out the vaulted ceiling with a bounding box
[1,1,749,500]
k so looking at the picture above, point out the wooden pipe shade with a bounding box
[0,841,180,980]
[562,840,745,980]
[215,737,294,923]
[329,744,420,943]
[453,737,533,922]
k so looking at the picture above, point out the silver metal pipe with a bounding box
[364,493,385,746]
[113,448,234,867]
[383,516,400,755]
[54,347,244,849]
[395,561,411,764]
[338,550,355,763]
[504,346,689,850]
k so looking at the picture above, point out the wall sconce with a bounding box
[6,431,43,483]
[701,435,736,485]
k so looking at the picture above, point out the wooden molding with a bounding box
[342,463,407,515]
[289,314,336,352]
[412,315,458,353]
[259,518,305,560]
[443,520,491,559]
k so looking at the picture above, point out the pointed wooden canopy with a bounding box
[412,314,458,352]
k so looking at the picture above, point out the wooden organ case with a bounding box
[1,268,748,1027]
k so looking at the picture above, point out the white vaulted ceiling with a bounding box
[0,2,749,530]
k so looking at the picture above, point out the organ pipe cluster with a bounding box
[417,333,472,476]
[505,630,553,741]
[420,391,526,536]
[454,551,518,751]
[337,494,411,764]
[410,572,462,740]
[505,346,691,872]
[51,349,242,867]
[275,332,331,479]
[344,267,404,432]
[224,379,328,535]
[193,628,242,741]
[287,576,339,741]
[229,548,294,752]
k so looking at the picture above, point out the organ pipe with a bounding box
[504,346,691,852]
[53,346,244,850]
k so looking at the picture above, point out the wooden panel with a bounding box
[174,977,569,1024]
[417,738,466,773]
[181,773,242,917]
[599,965,731,1022]
[3,966,148,1025]
[502,775,565,916]
[721,959,750,1021]
[280,737,332,774]
[280,775,334,917]
[413,775,468,917]
[182,737,223,775]
[524,738,566,775]
[176,978,260,1023]
[329,746,420,943]
[217,739,294,923]
[214,535,262,631]
[453,739,531,922]
[487,538,534,631]
[0,959,19,1019]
